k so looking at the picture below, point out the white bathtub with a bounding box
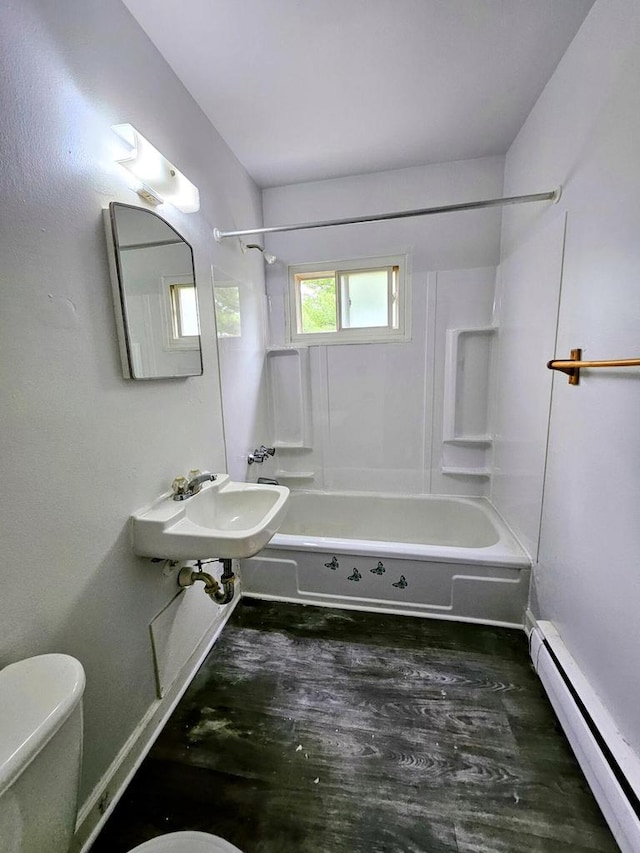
[241,491,531,628]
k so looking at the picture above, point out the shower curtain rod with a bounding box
[213,188,560,241]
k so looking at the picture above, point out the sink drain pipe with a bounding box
[177,559,236,605]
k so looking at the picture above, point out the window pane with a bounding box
[299,277,337,333]
[214,286,241,337]
[341,270,388,328]
[177,285,200,336]
[170,283,199,338]
[390,267,399,328]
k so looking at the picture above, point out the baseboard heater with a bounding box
[530,620,640,853]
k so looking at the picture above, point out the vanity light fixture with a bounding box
[112,123,200,213]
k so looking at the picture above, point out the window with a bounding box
[286,255,409,345]
[170,283,199,338]
[164,276,200,349]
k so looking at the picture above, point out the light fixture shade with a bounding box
[112,123,200,213]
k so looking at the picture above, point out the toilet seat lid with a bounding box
[128,831,243,853]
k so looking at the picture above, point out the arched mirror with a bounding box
[104,202,203,379]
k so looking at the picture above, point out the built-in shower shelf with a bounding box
[272,442,312,450]
[441,466,491,477]
[440,325,496,480]
[267,347,312,449]
[274,470,315,481]
[443,326,496,443]
[443,436,493,446]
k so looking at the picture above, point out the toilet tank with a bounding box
[0,654,85,853]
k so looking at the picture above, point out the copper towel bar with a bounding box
[547,348,640,385]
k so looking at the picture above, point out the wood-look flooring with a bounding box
[91,600,619,852]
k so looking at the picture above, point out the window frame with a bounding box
[286,254,410,345]
[162,274,200,351]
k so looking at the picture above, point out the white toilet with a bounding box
[0,654,242,853]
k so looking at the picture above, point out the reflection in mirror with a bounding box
[213,277,242,338]
[104,202,203,379]
[213,266,271,482]
[214,285,242,337]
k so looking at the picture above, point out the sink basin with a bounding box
[131,475,290,559]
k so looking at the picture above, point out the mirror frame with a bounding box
[103,202,203,380]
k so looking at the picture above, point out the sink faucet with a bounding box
[172,471,217,501]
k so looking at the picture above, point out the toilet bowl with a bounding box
[129,830,243,852]
[0,654,242,853]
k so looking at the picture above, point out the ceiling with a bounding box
[122,0,594,188]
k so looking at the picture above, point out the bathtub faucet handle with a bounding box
[248,445,276,464]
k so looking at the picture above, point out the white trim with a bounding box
[530,617,640,853]
[71,594,241,853]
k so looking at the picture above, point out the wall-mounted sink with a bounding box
[131,475,290,560]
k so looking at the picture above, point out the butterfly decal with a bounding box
[392,575,408,589]
[347,568,362,582]
[324,556,339,570]
[370,561,386,575]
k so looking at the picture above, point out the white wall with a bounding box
[495,0,640,757]
[0,0,264,804]
[262,157,504,495]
